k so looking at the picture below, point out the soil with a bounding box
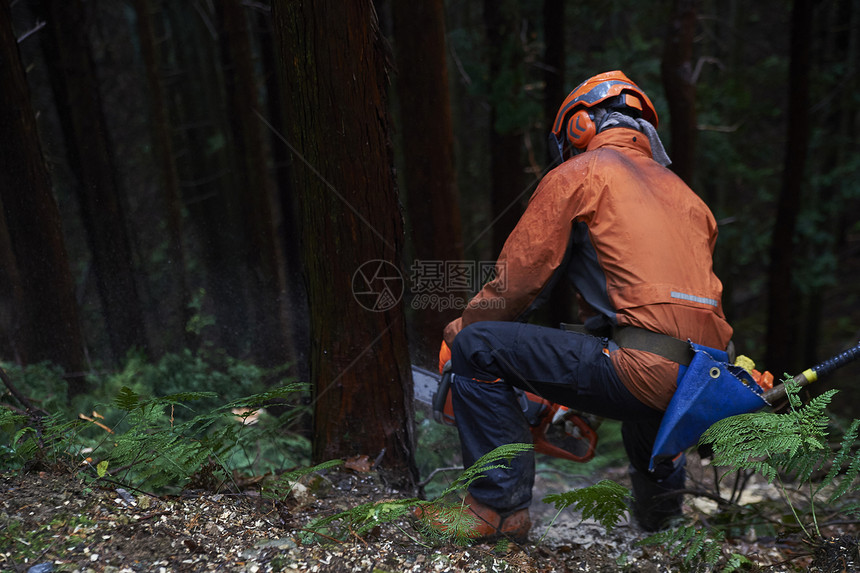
[2,454,858,572]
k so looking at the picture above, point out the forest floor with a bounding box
[2,452,858,573]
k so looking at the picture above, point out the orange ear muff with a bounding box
[566,109,596,149]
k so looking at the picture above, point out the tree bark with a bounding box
[661,0,698,186]
[37,0,149,361]
[0,1,88,393]
[392,0,465,367]
[272,1,417,485]
[254,6,309,384]
[765,0,812,374]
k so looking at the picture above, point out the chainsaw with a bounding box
[412,365,601,463]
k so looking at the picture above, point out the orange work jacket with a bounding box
[443,127,733,411]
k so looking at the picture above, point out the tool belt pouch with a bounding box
[649,343,770,471]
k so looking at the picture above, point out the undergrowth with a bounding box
[0,352,311,493]
[634,376,860,571]
[298,443,534,546]
[701,377,860,541]
[4,359,859,569]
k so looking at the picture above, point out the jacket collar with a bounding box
[586,127,653,159]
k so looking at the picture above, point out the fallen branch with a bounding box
[418,465,463,488]
[0,364,47,417]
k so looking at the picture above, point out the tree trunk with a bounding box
[661,0,698,186]
[765,0,812,374]
[132,0,192,352]
[0,200,24,363]
[254,4,309,383]
[272,1,417,485]
[215,0,291,367]
[541,0,576,325]
[0,2,88,393]
[542,0,565,165]
[484,0,527,258]
[162,2,252,356]
[37,0,149,361]
[392,0,465,368]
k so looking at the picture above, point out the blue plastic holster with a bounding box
[649,343,770,471]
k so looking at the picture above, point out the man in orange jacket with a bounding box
[438,71,733,540]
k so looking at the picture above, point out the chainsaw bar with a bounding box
[412,365,441,406]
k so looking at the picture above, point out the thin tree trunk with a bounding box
[484,0,526,258]
[392,0,465,367]
[132,0,192,352]
[541,0,576,325]
[216,0,290,367]
[162,2,251,356]
[272,1,417,485]
[661,0,698,186]
[0,1,88,393]
[765,0,812,374]
[0,200,24,363]
[254,5,308,383]
[37,0,149,361]
[542,0,565,165]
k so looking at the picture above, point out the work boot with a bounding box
[629,462,685,532]
[415,493,531,543]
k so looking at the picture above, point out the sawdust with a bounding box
[1,458,857,572]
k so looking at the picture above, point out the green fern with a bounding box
[438,443,533,497]
[0,406,89,469]
[542,479,631,533]
[413,499,479,546]
[700,377,860,541]
[700,383,836,483]
[90,383,304,491]
[1,353,309,486]
[299,443,532,545]
[302,496,423,544]
[637,525,751,571]
[817,418,860,503]
[262,459,344,502]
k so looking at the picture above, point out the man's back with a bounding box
[547,128,733,407]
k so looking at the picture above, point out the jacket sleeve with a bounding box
[443,169,579,345]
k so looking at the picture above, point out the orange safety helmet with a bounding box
[550,71,658,159]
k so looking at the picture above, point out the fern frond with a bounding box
[113,386,141,411]
[154,391,219,405]
[0,406,27,427]
[217,383,308,412]
[439,443,532,497]
[700,388,837,484]
[414,499,479,545]
[820,419,860,503]
[542,480,630,533]
[263,459,344,501]
[301,496,422,543]
[638,525,725,567]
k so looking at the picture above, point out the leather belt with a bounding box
[611,325,694,366]
[561,323,694,366]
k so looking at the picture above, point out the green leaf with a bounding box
[113,386,141,411]
[543,479,631,533]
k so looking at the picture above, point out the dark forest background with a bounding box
[1,0,859,474]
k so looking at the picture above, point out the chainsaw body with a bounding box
[431,370,599,463]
